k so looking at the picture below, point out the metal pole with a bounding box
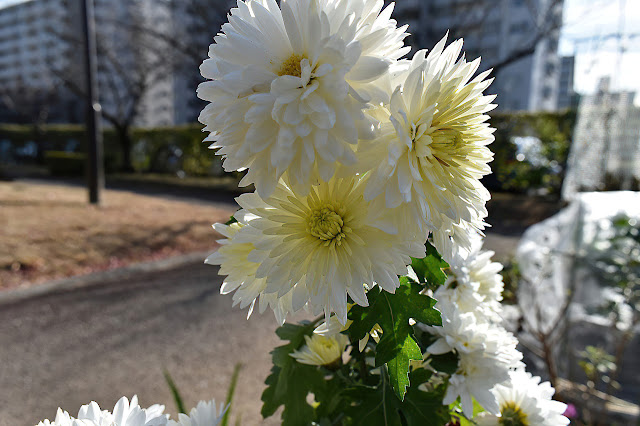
[81,0,104,205]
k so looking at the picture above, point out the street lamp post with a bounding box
[81,0,104,205]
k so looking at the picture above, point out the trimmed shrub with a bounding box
[488,109,577,195]
[44,151,85,176]
[1,111,576,193]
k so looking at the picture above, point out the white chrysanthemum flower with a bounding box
[432,214,488,263]
[315,313,382,351]
[36,409,86,426]
[38,397,168,426]
[232,175,426,323]
[167,399,227,426]
[291,333,349,366]
[205,212,307,324]
[425,298,522,417]
[433,235,504,323]
[198,0,409,198]
[475,370,569,426]
[76,396,168,426]
[360,35,495,248]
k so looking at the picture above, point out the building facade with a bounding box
[562,77,640,198]
[1,0,568,125]
[0,0,177,126]
[394,0,565,112]
[168,0,234,125]
[557,55,576,110]
[0,0,80,123]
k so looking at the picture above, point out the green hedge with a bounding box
[44,151,85,176]
[489,109,576,195]
[0,111,576,193]
[0,123,221,176]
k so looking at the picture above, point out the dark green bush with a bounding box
[0,123,220,176]
[44,151,85,176]
[489,109,577,195]
[1,111,576,191]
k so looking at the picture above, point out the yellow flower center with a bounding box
[411,122,464,168]
[278,53,305,77]
[431,128,463,151]
[499,402,529,426]
[307,203,350,247]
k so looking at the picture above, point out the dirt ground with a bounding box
[0,179,562,289]
[0,180,235,289]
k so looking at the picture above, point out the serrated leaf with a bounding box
[343,382,450,426]
[401,387,451,424]
[342,385,404,426]
[261,322,325,425]
[386,337,421,398]
[348,278,441,400]
[411,241,449,287]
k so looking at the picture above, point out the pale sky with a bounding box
[2,0,639,98]
[560,0,640,97]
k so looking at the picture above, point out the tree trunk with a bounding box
[116,124,134,172]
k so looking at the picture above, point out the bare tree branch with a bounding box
[486,0,564,74]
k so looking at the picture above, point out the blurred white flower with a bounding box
[425,298,522,417]
[36,409,83,426]
[475,370,569,426]
[167,399,227,426]
[434,235,504,323]
[228,175,425,324]
[205,212,306,324]
[77,396,168,426]
[360,35,495,250]
[432,214,488,263]
[198,0,409,198]
[291,333,349,367]
[37,396,168,426]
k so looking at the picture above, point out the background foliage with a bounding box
[0,110,576,194]
[486,110,577,195]
[0,123,221,176]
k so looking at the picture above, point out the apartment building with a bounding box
[0,0,175,126]
[0,0,79,122]
[1,0,568,125]
[394,0,565,112]
[563,77,640,198]
[557,55,577,110]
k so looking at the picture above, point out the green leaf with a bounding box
[429,352,460,375]
[260,322,327,425]
[401,386,452,425]
[225,215,238,225]
[221,363,242,426]
[348,278,441,400]
[163,370,186,414]
[343,380,450,426]
[411,241,449,287]
[386,336,421,398]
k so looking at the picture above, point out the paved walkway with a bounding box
[0,262,286,426]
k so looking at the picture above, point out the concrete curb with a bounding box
[0,250,212,306]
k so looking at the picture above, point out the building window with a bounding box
[509,21,530,34]
[545,62,555,77]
